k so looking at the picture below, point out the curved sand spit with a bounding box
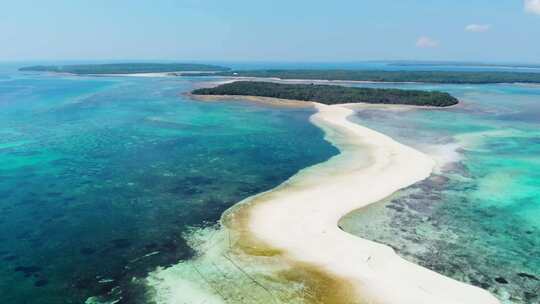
[241,103,500,304]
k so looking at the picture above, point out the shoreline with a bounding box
[147,93,500,303]
[194,75,540,86]
[189,93,462,111]
[22,70,540,86]
[187,93,314,108]
[222,101,500,303]
[35,71,223,78]
[87,71,224,77]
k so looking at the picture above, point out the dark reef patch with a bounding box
[14,265,42,278]
[80,247,96,255]
[341,168,540,304]
[111,239,132,249]
[0,76,337,304]
[3,254,19,261]
[517,272,538,281]
[34,279,49,287]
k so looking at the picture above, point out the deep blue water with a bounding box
[0,67,337,303]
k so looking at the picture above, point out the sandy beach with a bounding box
[148,93,501,303]
[225,102,500,303]
[84,71,222,77]
[188,93,314,108]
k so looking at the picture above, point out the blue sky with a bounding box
[2,0,540,62]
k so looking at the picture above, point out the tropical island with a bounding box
[21,62,540,84]
[193,69,540,84]
[19,63,230,74]
[388,61,540,69]
[191,81,459,107]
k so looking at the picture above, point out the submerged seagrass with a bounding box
[339,81,540,303]
[0,71,336,303]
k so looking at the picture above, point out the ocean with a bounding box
[0,65,336,303]
[1,62,539,303]
[340,82,540,304]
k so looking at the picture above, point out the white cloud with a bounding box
[416,36,439,48]
[524,0,540,15]
[465,24,491,33]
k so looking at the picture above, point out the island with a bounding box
[388,61,540,69]
[191,81,459,107]
[191,69,540,84]
[19,63,230,74]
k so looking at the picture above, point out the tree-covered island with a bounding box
[19,63,230,74]
[191,81,459,107]
[191,69,540,84]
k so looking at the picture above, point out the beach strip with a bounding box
[237,103,499,304]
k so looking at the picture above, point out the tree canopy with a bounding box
[194,69,540,84]
[20,63,230,74]
[192,81,459,107]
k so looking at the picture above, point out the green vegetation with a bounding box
[195,69,540,84]
[19,63,230,74]
[192,81,459,107]
[388,61,540,69]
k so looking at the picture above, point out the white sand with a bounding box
[144,96,500,303]
[86,71,222,77]
[243,103,500,304]
[88,72,176,77]
[189,94,314,108]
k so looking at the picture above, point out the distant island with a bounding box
[191,69,540,84]
[388,61,540,69]
[19,63,230,74]
[191,81,459,107]
[21,63,540,84]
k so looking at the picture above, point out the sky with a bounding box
[1,0,540,63]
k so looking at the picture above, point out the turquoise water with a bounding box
[2,63,540,303]
[0,68,337,303]
[341,83,540,303]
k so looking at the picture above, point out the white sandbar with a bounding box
[244,103,500,304]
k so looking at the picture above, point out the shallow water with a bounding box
[341,83,540,304]
[0,68,337,303]
[2,63,539,304]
